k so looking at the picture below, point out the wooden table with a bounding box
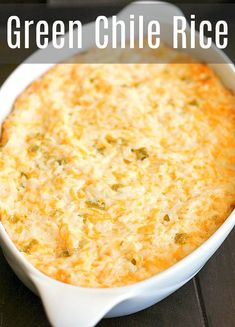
[0,2,235,326]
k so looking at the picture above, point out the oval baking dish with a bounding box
[0,2,234,327]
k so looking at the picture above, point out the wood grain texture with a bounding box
[0,249,50,327]
[197,230,235,327]
[98,280,205,327]
[48,0,230,5]
[0,0,46,3]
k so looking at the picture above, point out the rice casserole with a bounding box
[0,45,235,288]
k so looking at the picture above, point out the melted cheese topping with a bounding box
[0,45,235,287]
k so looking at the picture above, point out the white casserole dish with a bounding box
[0,2,234,326]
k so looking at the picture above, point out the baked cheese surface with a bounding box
[0,46,235,287]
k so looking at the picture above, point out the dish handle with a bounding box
[31,274,134,327]
[117,1,188,27]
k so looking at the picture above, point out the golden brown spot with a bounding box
[8,214,22,224]
[174,233,188,245]
[28,144,39,154]
[20,172,28,179]
[131,258,137,265]
[131,147,149,160]
[56,158,68,165]
[86,200,106,210]
[163,214,170,222]
[22,239,39,254]
[105,134,117,144]
[189,99,199,107]
[96,145,106,154]
[111,184,123,191]
[57,248,71,258]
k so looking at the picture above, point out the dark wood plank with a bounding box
[197,229,235,327]
[0,0,46,3]
[48,0,230,5]
[0,249,50,327]
[49,0,130,6]
[98,280,205,327]
[0,64,16,85]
